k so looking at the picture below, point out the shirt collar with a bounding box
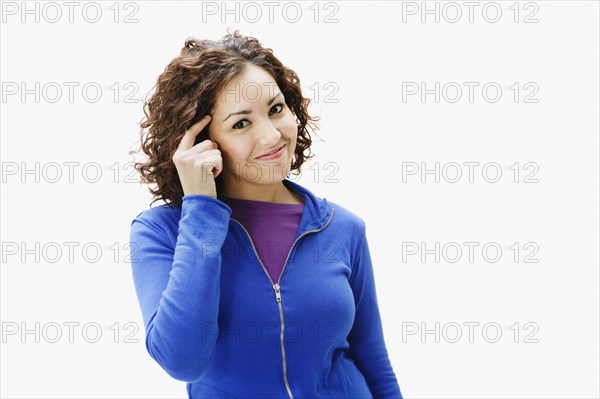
[282,179,334,235]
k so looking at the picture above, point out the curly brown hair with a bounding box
[129,28,320,209]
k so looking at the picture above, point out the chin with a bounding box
[258,159,292,184]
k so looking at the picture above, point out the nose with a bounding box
[256,119,282,146]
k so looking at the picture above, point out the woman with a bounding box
[129,28,403,399]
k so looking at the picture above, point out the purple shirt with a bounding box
[220,196,305,284]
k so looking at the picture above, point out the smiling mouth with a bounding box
[256,144,285,160]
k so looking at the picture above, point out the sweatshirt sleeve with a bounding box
[129,195,231,382]
[347,221,403,399]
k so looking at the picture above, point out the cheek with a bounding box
[222,140,254,162]
[282,114,298,137]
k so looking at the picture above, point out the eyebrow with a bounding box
[222,92,282,122]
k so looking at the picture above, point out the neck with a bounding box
[221,178,300,204]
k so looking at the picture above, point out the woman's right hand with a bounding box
[172,115,223,199]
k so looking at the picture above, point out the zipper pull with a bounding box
[274,283,282,302]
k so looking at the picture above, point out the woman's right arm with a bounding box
[129,195,231,382]
[131,114,227,381]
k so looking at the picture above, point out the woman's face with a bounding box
[207,64,298,191]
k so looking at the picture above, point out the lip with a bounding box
[256,144,286,160]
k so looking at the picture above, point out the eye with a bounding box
[269,103,284,115]
[232,120,249,130]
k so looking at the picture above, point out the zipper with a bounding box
[230,207,334,399]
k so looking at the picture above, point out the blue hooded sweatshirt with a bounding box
[129,178,403,398]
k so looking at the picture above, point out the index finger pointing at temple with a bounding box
[178,115,212,151]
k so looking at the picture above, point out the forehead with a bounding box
[212,64,280,113]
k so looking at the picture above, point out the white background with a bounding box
[1,1,599,398]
